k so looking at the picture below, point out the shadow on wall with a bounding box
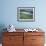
[0,24,7,43]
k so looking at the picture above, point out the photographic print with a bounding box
[17,7,35,22]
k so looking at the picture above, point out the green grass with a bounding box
[20,13,33,19]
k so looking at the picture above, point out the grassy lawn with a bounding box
[20,13,33,19]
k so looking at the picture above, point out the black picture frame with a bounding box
[17,7,35,22]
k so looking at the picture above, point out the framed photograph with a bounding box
[17,7,35,22]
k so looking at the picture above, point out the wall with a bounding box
[0,0,39,29]
[0,0,46,30]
